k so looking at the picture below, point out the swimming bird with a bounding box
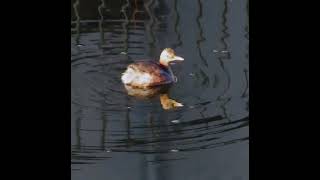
[121,48,184,88]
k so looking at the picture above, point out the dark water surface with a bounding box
[71,0,249,179]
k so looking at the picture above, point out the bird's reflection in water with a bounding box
[124,84,183,110]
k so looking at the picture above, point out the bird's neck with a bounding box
[159,60,175,80]
[167,65,176,81]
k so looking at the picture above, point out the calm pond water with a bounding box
[71,0,249,179]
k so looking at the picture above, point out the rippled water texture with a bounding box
[71,0,249,179]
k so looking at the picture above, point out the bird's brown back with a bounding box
[128,61,173,86]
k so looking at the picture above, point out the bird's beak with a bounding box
[172,55,184,61]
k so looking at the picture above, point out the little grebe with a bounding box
[121,48,184,88]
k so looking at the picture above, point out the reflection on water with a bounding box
[71,0,80,44]
[71,0,248,179]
